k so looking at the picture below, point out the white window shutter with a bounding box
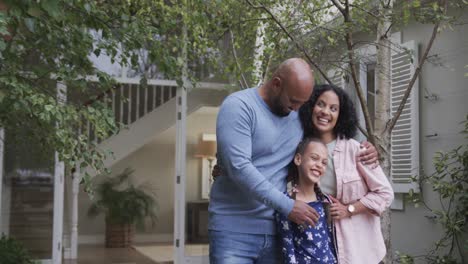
[390,40,419,193]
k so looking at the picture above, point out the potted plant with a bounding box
[88,167,158,248]
[0,235,37,264]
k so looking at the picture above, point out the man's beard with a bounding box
[271,97,290,117]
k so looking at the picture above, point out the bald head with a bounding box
[262,58,315,116]
[273,58,313,81]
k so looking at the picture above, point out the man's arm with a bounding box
[358,141,379,168]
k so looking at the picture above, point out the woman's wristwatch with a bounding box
[347,204,356,216]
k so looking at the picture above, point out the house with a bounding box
[316,6,467,263]
[0,5,466,264]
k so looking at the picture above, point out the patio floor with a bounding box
[63,244,167,264]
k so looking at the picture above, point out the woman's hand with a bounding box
[211,163,222,180]
[329,196,352,220]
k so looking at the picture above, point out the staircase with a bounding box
[84,77,229,169]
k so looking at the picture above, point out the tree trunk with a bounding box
[375,1,394,263]
[252,15,267,86]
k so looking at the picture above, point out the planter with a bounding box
[105,220,135,248]
[88,168,158,248]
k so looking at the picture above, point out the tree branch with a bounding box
[383,20,394,39]
[340,1,376,143]
[330,0,345,15]
[229,29,249,89]
[386,0,448,133]
[357,123,369,138]
[349,4,380,20]
[246,0,333,84]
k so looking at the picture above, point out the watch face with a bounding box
[348,205,355,213]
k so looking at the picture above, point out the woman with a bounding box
[297,84,394,264]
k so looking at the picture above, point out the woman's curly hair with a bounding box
[299,84,358,140]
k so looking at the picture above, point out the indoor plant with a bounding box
[0,235,36,264]
[88,167,158,248]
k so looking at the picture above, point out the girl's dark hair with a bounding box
[287,137,326,199]
[299,84,358,140]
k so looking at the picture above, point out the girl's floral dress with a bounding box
[275,194,337,264]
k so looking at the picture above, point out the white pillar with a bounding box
[53,82,66,264]
[173,17,188,264]
[0,128,10,236]
[70,165,80,259]
[0,128,4,235]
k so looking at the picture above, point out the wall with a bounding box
[77,106,218,243]
[390,11,468,260]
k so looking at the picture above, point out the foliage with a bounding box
[87,167,158,229]
[0,0,226,191]
[0,235,37,264]
[398,116,468,264]
[216,0,467,86]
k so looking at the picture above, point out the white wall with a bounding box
[390,11,468,260]
[77,106,219,243]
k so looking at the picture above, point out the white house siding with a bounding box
[390,12,468,260]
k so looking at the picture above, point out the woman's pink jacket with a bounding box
[331,138,394,264]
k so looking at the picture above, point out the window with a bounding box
[366,62,376,127]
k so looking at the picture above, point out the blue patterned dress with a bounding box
[275,195,337,264]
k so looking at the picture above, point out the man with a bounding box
[209,58,376,263]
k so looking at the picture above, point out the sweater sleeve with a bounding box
[357,160,395,216]
[216,96,295,216]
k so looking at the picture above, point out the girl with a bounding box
[298,84,394,264]
[276,137,338,264]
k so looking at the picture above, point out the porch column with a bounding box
[174,75,187,264]
[173,14,189,264]
[53,82,66,264]
[0,128,4,234]
[70,165,80,259]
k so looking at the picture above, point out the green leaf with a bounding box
[41,0,61,18]
[0,40,5,51]
[84,3,92,13]
[27,7,43,18]
[23,18,35,33]
[44,105,54,111]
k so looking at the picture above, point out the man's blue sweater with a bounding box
[209,87,303,235]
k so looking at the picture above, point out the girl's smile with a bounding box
[295,142,328,186]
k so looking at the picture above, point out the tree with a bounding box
[0,0,221,190]
[215,0,467,262]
